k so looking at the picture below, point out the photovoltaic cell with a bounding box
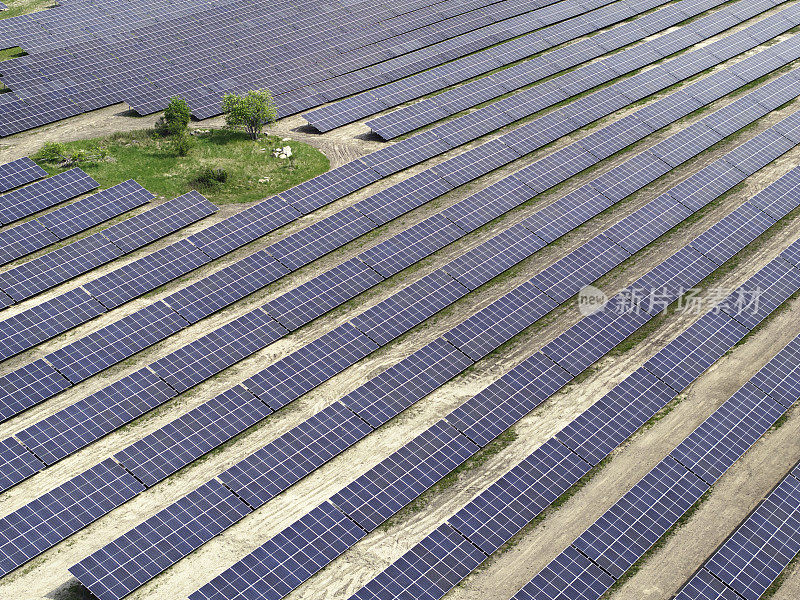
[69,480,251,600]
[749,334,800,409]
[0,168,99,225]
[511,545,615,600]
[0,156,47,193]
[0,359,71,422]
[0,436,44,493]
[674,568,741,600]
[352,170,454,226]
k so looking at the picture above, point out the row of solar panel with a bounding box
[62,98,800,600]
[0,156,47,193]
[184,172,800,600]
[509,334,800,600]
[675,461,800,600]
[0,6,768,426]
[4,46,789,502]
[0,167,98,226]
[345,208,800,600]
[304,0,690,131]
[0,0,564,134]
[0,179,154,267]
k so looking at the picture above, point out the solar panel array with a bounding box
[0,168,98,225]
[0,156,47,192]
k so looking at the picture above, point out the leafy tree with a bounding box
[155,96,192,137]
[222,90,277,140]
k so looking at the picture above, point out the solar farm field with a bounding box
[1,0,800,599]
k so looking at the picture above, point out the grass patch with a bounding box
[33,128,329,204]
[0,0,54,19]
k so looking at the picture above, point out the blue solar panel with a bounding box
[723,256,800,331]
[46,300,188,383]
[516,144,598,194]
[115,385,271,486]
[0,458,144,577]
[667,161,748,212]
[0,168,99,225]
[0,358,71,422]
[69,479,251,600]
[603,194,693,254]
[749,334,800,409]
[650,122,724,168]
[243,323,379,410]
[349,523,487,600]
[511,544,615,600]
[0,218,59,266]
[15,368,176,465]
[0,436,44,493]
[449,438,590,554]
[447,352,572,447]
[441,174,535,233]
[280,160,381,213]
[190,501,366,600]
[0,287,107,361]
[747,165,800,221]
[555,367,677,466]
[573,457,708,579]
[351,271,469,345]
[342,338,473,427]
[703,473,800,600]
[674,568,742,600]
[634,89,704,130]
[524,187,614,244]
[723,129,796,177]
[589,151,672,203]
[352,170,455,226]
[430,138,520,187]
[0,156,47,193]
[332,421,478,531]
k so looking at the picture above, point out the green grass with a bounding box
[0,0,54,19]
[33,128,330,205]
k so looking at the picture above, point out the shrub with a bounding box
[36,141,108,166]
[222,90,277,140]
[171,132,191,157]
[192,166,229,190]
[36,141,68,162]
[155,96,192,136]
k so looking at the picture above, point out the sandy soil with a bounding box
[1,3,800,599]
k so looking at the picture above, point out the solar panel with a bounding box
[115,385,271,486]
[431,138,520,187]
[689,202,777,266]
[449,438,590,554]
[352,170,455,226]
[634,89,704,130]
[0,458,144,577]
[555,367,678,466]
[0,358,72,422]
[670,383,787,485]
[0,287,107,361]
[0,168,99,225]
[703,473,800,600]
[444,281,558,360]
[589,151,672,203]
[243,323,379,410]
[279,160,381,213]
[101,190,217,252]
[573,457,708,578]
[524,187,614,244]
[0,436,44,493]
[667,161,748,212]
[442,174,535,233]
[516,144,598,193]
[511,544,615,600]
[351,271,468,345]
[723,256,800,331]
[69,479,251,600]
[603,194,693,254]
[150,309,286,393]
[0,157,47,193]
[46,301,188,384]
[649,123,724,168]
[331,421,478,531]
[447,352,572,447]
[37,179,153,239]
[674,568,742,600]
[749,334,800,409]
[15,368,176,465]
[189,501,366,600]
[0,218,59,266]
[349,523,487,600]
[723,129,796,177]
[747,164,800,221]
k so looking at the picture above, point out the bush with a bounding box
[222,90,277,140]
[36,141,68,162]
[192,166,229,190]
[171,133,191,157]
[36,141,109,166]
[154,96,192,137]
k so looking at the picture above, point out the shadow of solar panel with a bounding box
[703,474,800,600]
[0,168,98,225]
[69,479,251,600]
[15,368,175,465]
[243,322,379,410]
[188,196,302,259]
[46,300,188,383]
[0,231,124,302]
[116,385,270,486]
[643,311,749,393]
[152,310,285,392]
[448,438,590,554]
[190,502,366,600]
[349,523,486,600]
[574,457,708,579]
[444,281,557,360]
[342,338,473,427]
[0,437,44,493]
[218,401,371,509]
[522,546,613,600]
[165,249,289,323]
[0,458,144,577]
[0,287,106,361]
[0,358,71,422]
[447,352,572,447]
[38,179,153,239]
[670,382,786,485]
[0,157,47,193]
[555,367,676,465]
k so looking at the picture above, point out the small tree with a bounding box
[222,90,277,140]
[155,96,191,137]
